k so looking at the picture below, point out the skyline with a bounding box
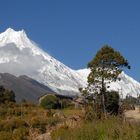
[0,0,140,81]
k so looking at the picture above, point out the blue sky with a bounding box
[0,0,140,81]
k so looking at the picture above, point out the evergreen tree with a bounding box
[0,86,5,103]
[86,45,130,118]
[4,90,15,102]
[0,86,15,104]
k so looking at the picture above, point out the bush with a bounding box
[60,99,73,109]
[0,86,15,104]
[105,91,120,115]
[40,94,60,109]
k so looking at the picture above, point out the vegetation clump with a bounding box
[0,86,15,104]
[81,45,130,118]
[39,94,60,109]
[105,91,120,115]
[39,94,73,109]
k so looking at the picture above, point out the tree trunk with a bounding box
[101,91,106,118]
[101,76,107,119]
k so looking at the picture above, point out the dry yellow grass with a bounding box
[125,106,140,122]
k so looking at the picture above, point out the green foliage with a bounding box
[40,94,60,109]
[87,45,130,91]
[105,91,120,115]
[0,86,15,104]
[84,45,130,117]
[60,99,74,109]
[124,95,137,105]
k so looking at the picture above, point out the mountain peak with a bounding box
[0,28,52,60]
[3,28,26,35]
[0,28,32,49]
[5,27,15,33]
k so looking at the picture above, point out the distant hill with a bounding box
[0,73,54,102]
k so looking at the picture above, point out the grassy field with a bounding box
[52,117,140,140]
[0,103,82,140]
[0,103,140,140]
[0,103,59,139]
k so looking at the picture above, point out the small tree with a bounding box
[86,45,130,118]
[0,86,15,104]
[4,90,15,103]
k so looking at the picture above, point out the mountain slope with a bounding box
[0,73,54,102]
[0,28,86,96]
[0,28,140,98]
[76,69,140,98]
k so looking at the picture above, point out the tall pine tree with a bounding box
[87,45,130,118]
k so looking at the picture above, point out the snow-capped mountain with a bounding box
[76,69,140,98]
[0,28,140,98]
[0,28,86,96]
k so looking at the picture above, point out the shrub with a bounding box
[0,86,15,104]
[40,94,60,109]
[105,91,120,115]
[60,99,73,109]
